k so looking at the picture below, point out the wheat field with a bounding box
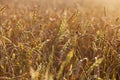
[0,0,120,80]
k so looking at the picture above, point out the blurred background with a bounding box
[0,0,120,10]
[0,0,120,17]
